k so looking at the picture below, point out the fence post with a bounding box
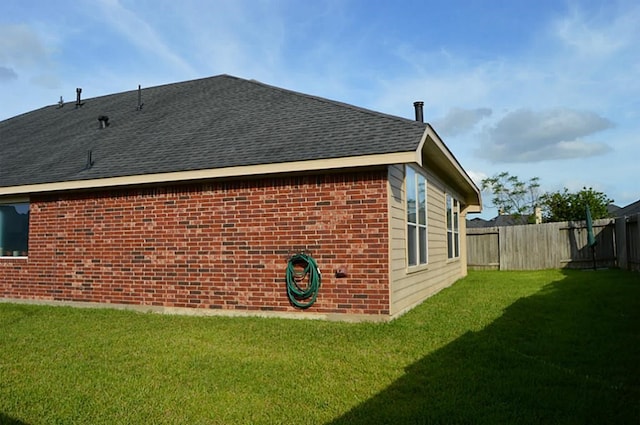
[615,217,627,270]
[498,226,505,271]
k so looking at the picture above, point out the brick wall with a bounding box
[0,171,391,317]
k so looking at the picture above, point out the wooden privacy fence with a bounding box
[467,214,640,271]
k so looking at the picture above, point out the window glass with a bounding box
[406,166,427,267]
[446,195,459,259]
[0,203,29,257]
[446,194,452,229]
[419,227,427,264]
[453,199,459,232]
[418,175,426,226]
[407,224,417,266]
[406,167,416,224]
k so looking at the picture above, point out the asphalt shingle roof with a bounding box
[466,214,531,228]
[0,75,427,188]
[617,199,640,217]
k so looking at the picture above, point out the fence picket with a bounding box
[467,214,640,271]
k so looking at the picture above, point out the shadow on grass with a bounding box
[0,413,29,425]
[329,270,640,425]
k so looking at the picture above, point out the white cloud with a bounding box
[534,2,640,114]
[370,61,502,119]
[432,107,492,137]
[0,66,17,82]
[94,0,196,76]
[477,108,614,163]
[552,2,639,58]
[0,24,51,67]
[466,169,488,187]
[0,23,61,92]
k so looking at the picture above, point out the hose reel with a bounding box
[286,253,321,309]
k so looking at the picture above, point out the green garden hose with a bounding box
[286,253,321,309]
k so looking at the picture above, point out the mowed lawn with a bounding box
[1,269,638,424]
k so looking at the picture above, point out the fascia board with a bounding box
[0,152,417,197]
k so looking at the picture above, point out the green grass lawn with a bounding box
[1,269,638,424]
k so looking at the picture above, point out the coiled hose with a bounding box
[286,253,321,309]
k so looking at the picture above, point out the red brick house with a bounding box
[0,75,481,321]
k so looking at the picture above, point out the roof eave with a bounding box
[417,125,482,211]
[0,151,418,197]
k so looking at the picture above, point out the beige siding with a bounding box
[388,164,468,318]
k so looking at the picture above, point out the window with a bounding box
[406,166,427,266]
[0,203,29,257]
[446,194,459,259]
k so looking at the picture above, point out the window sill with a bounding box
[0,256,28,260]
[406,263,429,274]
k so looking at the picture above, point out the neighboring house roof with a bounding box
[617,199,640,217]
[607,203,622,216]
[0,75,480,209]
[469,201,638,227]
[467,214,530,228]
[466,217,491,228]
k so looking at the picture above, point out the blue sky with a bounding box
[1,0,638,218]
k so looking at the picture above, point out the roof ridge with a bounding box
[238,76,426,127]
[23,74,424,130]
[32,74,238,111]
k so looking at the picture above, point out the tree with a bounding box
[481,172,541,218]
[540,187,613,222]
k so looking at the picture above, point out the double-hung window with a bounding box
[406,166,427,266]
[0,202,29,257]
[446,194,460,259]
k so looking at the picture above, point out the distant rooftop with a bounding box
[616,199,640,217]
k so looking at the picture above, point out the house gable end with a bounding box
[417,125,481,212]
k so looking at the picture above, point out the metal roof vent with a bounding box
[413,101,424,123]
[98,115,110,129]
[136,85,144,111]
[75,88,84,108]
[85,150,95,169]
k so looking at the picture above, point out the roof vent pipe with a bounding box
[98,115,109,129]
[136,85,144,110]
[86,150,95,169]
[76,88,83,108]
[413,101,424,123]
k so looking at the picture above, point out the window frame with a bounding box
[0,200,30,258]
[446,194,460,259]
[406,165,428,268]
